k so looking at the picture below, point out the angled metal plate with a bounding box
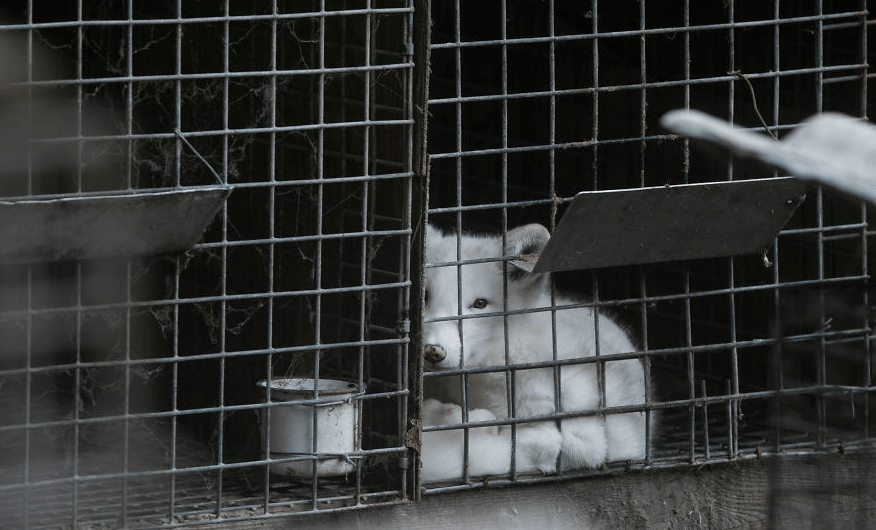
[534,177,807,273]
[0,186,231,263]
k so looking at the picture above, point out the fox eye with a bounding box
[471,298,488,309]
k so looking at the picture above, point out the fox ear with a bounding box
[504,223,550,280]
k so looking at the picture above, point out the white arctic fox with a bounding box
[420,223,647,481]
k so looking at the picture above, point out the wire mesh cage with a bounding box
[0,0,418,527]
[1,0,875,528]
[423,0,874,496]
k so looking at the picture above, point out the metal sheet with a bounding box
[0,186,230,263]
[533,177,807,272]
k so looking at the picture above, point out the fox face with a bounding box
[422,224,550,370]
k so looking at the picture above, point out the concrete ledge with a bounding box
[231,447,876,530]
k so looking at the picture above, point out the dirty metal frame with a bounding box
[0,0,423,528]
[423,0,873,495]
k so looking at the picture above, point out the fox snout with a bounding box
[423,343,447,363]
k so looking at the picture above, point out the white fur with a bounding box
[421,224,647,481]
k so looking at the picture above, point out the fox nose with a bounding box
[423,344,446,363]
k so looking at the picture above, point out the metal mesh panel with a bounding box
[424,0,874,494]
[0,1,417,527]
[1,0,874,524]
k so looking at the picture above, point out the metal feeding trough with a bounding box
[0,185,230,263]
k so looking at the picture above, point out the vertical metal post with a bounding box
[681,0,697,464]
[311,0,327,508]
[170,254,181,522]
[263,0,279,516]
[24,266,33,529]
[214,0,231,517]
[815,0,829,452]
[357,0,373,503]
[548,0,563,472]
[499,0,517,480]
[588,0,607,459]
[861,0,871,443]
[638,0,652,466]
[771,0,783,456]
[451,0,471,482]
[72,1,85,523]
[15,24,31,465]
[408,0,432,499]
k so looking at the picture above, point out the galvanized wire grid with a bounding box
[0,0,416,528]
[424,0,874,493]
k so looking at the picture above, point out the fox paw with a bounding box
[516,425,563,474]
[560,426,607,469]
[422,399,462,426]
